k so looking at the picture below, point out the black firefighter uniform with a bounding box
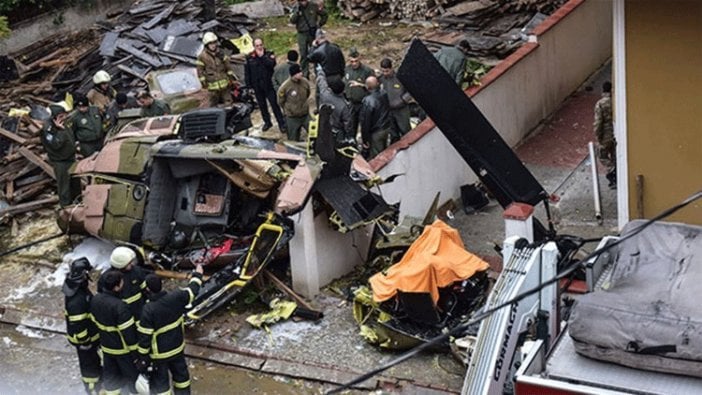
[65,287,102,393]
[91,290,140,395]
[137,273,203,395]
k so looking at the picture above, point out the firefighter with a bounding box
[87,70,116,113]
[136,265,204,395]
[63,257,101,394]
[90,270,139,395]
[108,246,147,320]
[196,32,237,107]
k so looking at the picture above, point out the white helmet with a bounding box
[203,32,218,45]
[135,374,150,395]
[93,70,111,85]
[110,246,136,269]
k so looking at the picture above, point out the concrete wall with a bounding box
[374,0,612,220]
[0,0,130,55]
[289,203,372,298]
[623,0,702,224]
[291,0,614,296]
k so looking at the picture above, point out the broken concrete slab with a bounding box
[226,0,285,19]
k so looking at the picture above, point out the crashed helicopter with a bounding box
[58,103,394,321]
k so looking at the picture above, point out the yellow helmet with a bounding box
[92,70,111,84]
[203,32,218,45]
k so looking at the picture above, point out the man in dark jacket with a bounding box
[290,0,327,77]
[307,30,345,87]
[90,270,139,395]
[246,37,286,132]
[137,266,203,395]
[70,94,104,157]
[317,69,354,146]
[359,76,392,159]
[63,257,101,394]
[107,246,147,320]
[379,58,412,143]
[41,103,79,206]
[273,50,299,94]
[344,47,375,137]
[105,92,138,133]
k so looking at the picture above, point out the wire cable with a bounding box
[327,189,702,394]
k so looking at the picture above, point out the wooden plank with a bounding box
[263,269,317,312]
[12,178,53,203]
[18,147,55,179]
[0,196,58,217]
[5,180,13,202]
[0,127,27,145]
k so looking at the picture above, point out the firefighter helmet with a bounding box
[110,246,136,269]
[203,32,218,45]
[92,70,111,85]
[62,257,92,296]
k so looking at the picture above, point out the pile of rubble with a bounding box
[0,0,259,221]
[338,0,565,22]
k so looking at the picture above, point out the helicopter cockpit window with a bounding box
[157,70,201,95]
[149,117,176,130]
[121,119,149,133]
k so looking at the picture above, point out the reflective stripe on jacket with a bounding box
[65,287,99,345]
[137,274,202,360]
[196,49,235,91]
[90,290,138,355]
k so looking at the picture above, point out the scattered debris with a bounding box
[0,1,262,223]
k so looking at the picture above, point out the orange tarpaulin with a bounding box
[369,220,489,304]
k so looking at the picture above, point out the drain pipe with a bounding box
[588,142,603,224]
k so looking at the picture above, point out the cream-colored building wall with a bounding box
[625,0,702,224]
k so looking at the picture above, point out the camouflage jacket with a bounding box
[70,106,104,143]
[290,1,327,34]
[594,93,614,145]
[196,48,236,91]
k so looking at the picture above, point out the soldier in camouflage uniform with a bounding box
[70,94,104,157]
[594,81,616,188]
[41,104,79,206]
[379,58,412,143]
[290,0,327,78]
[434,39,471,86]
[137,91,171,117]
[344,48,375,138]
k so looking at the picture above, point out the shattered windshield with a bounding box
[156,70,201,95]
